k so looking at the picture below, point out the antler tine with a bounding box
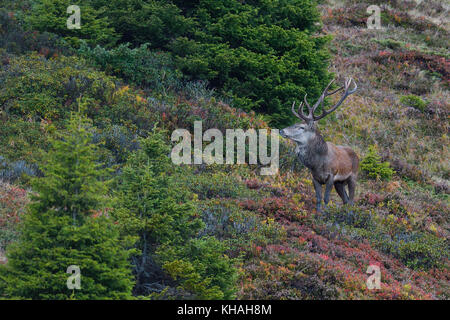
[313,77,357,121]
[346,77,358,94]
[291,101,310,122]
[291,101,301,119]
[303,93,314,119]
[326,86,344,96]
[312,79,336,114]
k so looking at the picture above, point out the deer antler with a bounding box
[291,94,311,122]
[291,77,357,123]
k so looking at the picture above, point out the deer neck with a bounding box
[295,132,328,170]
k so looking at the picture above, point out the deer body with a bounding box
[281,78,359,212]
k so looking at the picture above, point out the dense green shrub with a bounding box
[400,94,427,112]
[0,53,117,121]
[393,232,448,270]
[0,118,49,169]
[169,0,331,125]
[78,42,182,92]
[89,0,194,47]
[0,112,134,299]
[0,9,71,57]
[159,236,238,299]
[361,145,394,181]
[24,0,331,126]
[25,0,117,48]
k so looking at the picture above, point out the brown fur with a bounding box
[327,144,359,179]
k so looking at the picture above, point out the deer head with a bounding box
[280,77,357,143]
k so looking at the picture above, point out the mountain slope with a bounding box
[0,0,448,299]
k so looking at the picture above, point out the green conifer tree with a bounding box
[0,110,134,299]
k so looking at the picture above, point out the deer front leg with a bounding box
[312,178,323,212]
[323,175,334,209]
[347,176,357,205]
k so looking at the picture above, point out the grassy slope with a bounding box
[1,0,449,299]
[235,0,449,299]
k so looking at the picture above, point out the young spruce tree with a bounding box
[0,110,134,299]
[114,129,237,299]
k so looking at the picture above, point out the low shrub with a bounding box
[322,205,375,230]
[383,152,428,183]
[0,119,50,177]
[318,203,448,272]
[91,124,140,166]
[178,171,260,201]
[400,94,427,112]
[0,156,38,183]
[385,232,448,270]
[198,200,286,250]
[372,50,449,84]
[361,145,395,181]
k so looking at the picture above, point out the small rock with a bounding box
[0,252,7,265]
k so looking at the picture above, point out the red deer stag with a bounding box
[280,78,358,212]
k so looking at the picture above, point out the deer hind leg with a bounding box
[347,176,357,205]
[334,181,349,204]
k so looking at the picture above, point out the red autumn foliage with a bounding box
[239,196,303,222]
[373,50,449,84]
[245,178,263,190]
[362,192,385,206]
[0,183,28,228]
